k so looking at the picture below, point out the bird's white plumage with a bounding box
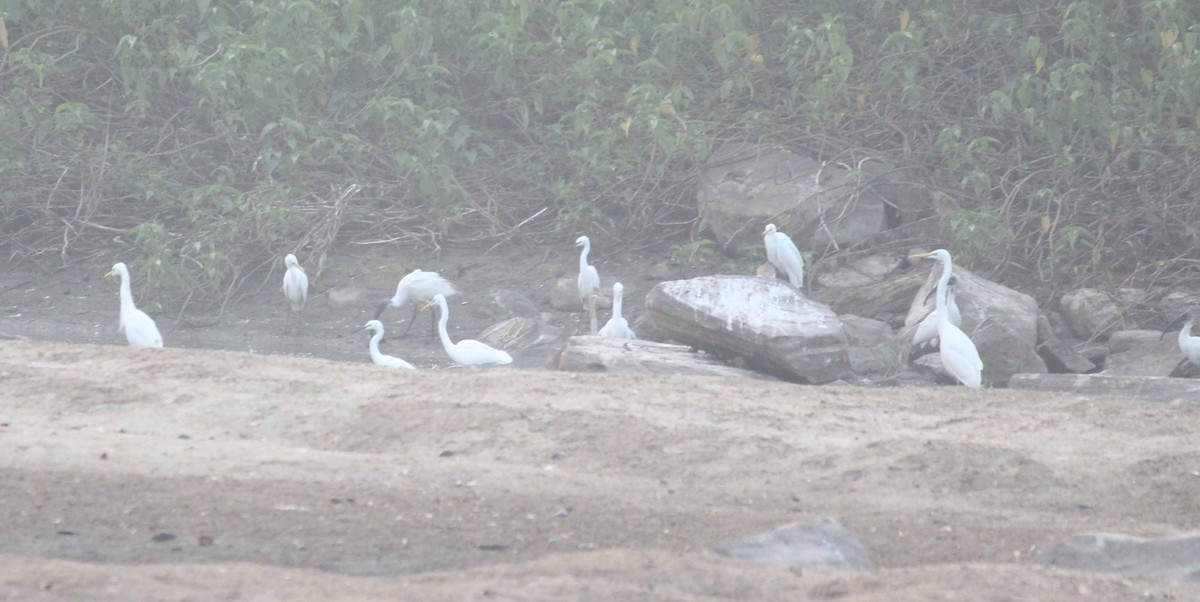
[385,268,459,310]
[422,294,513,366]
[282,253,309,312]
[762,224,804,288]
[912,250,981,388]
[361,320,416,369]
[106,262,163,349]
[575,236,601,308]
[913,275,962,348]
[1173,312,1200,366]
[375,268,460,336]
[598,282,636,339]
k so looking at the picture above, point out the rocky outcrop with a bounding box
[552,335,768,379]
[698,144,890,253]
[645,275,850,384]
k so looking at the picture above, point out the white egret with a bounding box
[374,268,460,337]
[909,250,982,388]
[912,274,962,349]
[762,223,804,288]
[421,293,513,366]
[598,282,636,339]
[1161,311,1200,367]
[282,253,309,332]
[575,235,602,334]
[360,320,416,369]
[575,236,601,306]
[105,262,164,349]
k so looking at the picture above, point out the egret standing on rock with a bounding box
[421,294,513,366]
[912,274,962,350]
[360,320,416,369]
[282,253,309,333]
[374,268,460,337]
[105,262,164,349]
[909,250,982,388]
[1161,311,1200,368]
[762,223,804,289]
[598,282,636,339]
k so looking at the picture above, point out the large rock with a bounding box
[1108,329,1167,355]
[809,253,921,321]
[711,518,873,571]
[1035,313,1096,374]
[698,144,889,252]
[645,275,850,384]
[1038,531,1200,582]
[903,265,1045,385]
[1059,288,1148,341]
[552,335,768,379]
[840,314,904,377]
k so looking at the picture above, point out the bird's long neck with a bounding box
[391,287,407,308]
[436,301,455,354]
[368,330,386,361]
[578,242,590,271]
[612,290,623,318]
[934,263,951,325]
[1180,318,1194,349]
[118,274,137,322]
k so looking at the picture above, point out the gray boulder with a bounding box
[840,314,903,377]
[711,518,873,571]
[645,275,850,383]
[810,254,922,320]
[1038,531,1200,582]
[552,335,769,379]
[1060,288,1149,341]
[698,144,889,253]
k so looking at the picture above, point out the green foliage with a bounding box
[2,0,1200,306]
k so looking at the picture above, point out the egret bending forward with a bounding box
[909,250,981,388]
[598,282,636,339]
[762,224,804,289]
[421,294,513,366]
[375,268,459,337]
[913,274,962,350]
[105,262,164,348]
[1162,311,1200,367]
[360,320,416,369]
[282,253,309,332]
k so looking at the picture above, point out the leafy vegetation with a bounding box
[1,0,1199,309]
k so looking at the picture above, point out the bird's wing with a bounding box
[127,309,163,348]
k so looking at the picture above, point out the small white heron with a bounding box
[105,262,164,349]
[375,268,460,337]
[282,253,309,332]
[1161,311,1200,367]
[909,250,982,388]
[360,320,416,369]
[598,282,636,339]
[762,223,804,288]
[913,274,962,349]
[420,293,513,366]
[575,236,601,307]
[575,235,602,334]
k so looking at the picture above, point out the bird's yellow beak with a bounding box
[761,227,769,236]
[907,251,934,261]
[299,265,306,272]
[104,270,116,279]
[419,300,435,312]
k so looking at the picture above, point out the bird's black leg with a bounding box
[398,304,419,337]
